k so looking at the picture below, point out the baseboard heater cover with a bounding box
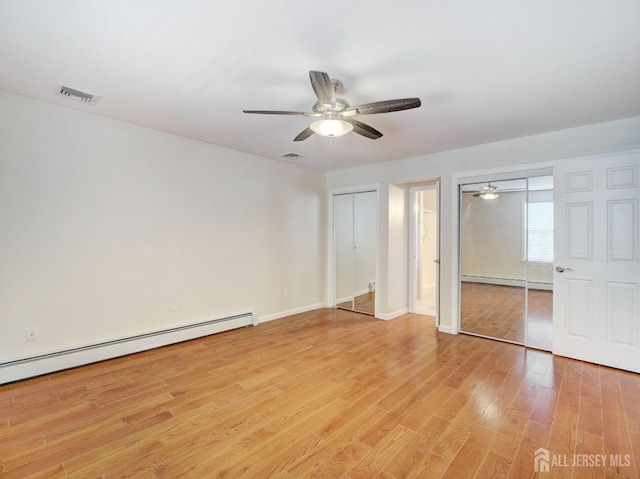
[461,275,553,291]
[0,312,256,385]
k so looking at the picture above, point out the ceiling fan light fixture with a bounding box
[243,71,421,141]
[475,182,499,199]
[310,117,353,138]
[480,192,499,199]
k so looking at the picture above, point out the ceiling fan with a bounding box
[243,71,421,141]
[472,183,499,199]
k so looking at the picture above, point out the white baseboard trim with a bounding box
[0,312,256,385]
[438,324,458,335]
[376,308,409,321]
[258,302,326,324]
[421,285,436,296]
[336,295,354,304]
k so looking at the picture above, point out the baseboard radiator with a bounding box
[461,275,553,291]
[0,312,256,385]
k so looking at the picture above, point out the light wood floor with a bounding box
[460,282,553,350]
[1,309,639,478]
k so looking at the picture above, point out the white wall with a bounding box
[0,90,326,361]
[385,183,409,318]
[327,115,640,333]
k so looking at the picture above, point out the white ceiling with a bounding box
[1,1,639,172]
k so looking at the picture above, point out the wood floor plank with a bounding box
[235,431,322,479]
[406,452,450,479]
[383,415,451,478]
[399,384,456,432]
[303,439,371,478]
[429,408,479,463]
[286,406,386,477]
[529,385,559,426]
[578,363,604,437]
[618,372,640,435]
[0,308,638,478]
[630,431,640,479]
[481,363,530,431]
[574,429,605,479]
[343,425,415,478]
[600,367,637,479]
[474,451,512,479]
[507,419,552,479]
[440,425,495,479]
[547,403,579,463]
[4,411,174,478]
[490,406,531,462]
[143,386,311,477]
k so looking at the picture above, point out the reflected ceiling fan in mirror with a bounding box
[243,71,421,141]
[472,183,500,199]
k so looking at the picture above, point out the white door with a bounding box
[553,150,640,372]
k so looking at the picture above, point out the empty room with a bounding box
[1,1,639,478]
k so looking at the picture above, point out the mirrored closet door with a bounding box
[334,190,377,315]
[459,174,554,350]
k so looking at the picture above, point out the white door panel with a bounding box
[553,151,640,372]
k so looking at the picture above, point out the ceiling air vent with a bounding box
[57,84,101,105]
[281,152,304,159]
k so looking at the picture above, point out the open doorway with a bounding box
[409,183,440,324]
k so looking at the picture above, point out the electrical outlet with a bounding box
[170,306,177,318]
[283,289,289,297]
[26,327,38,342]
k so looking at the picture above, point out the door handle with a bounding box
[555,266,574,273]
[433,259,440,264]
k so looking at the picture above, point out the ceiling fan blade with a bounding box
[346,97,422,116]
[293,127,314,142]
[309,71,335,105]
[243,110,308,115]
[343,118,383,140]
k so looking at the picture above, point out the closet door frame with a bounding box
[327,184,379,315]
[452,166,554,345]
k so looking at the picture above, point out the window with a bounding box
[527,201,554,263]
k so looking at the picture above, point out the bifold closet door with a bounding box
[334,194,355,311]
[334,191,377,315]
[459,179,527,344]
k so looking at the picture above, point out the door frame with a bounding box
[409,183,440,326]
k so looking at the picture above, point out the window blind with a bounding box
[527,201,554,263]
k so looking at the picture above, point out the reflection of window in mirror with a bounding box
[523,191,554,263]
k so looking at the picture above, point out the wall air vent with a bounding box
[56,84,101,105]
[281,152,304,159]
